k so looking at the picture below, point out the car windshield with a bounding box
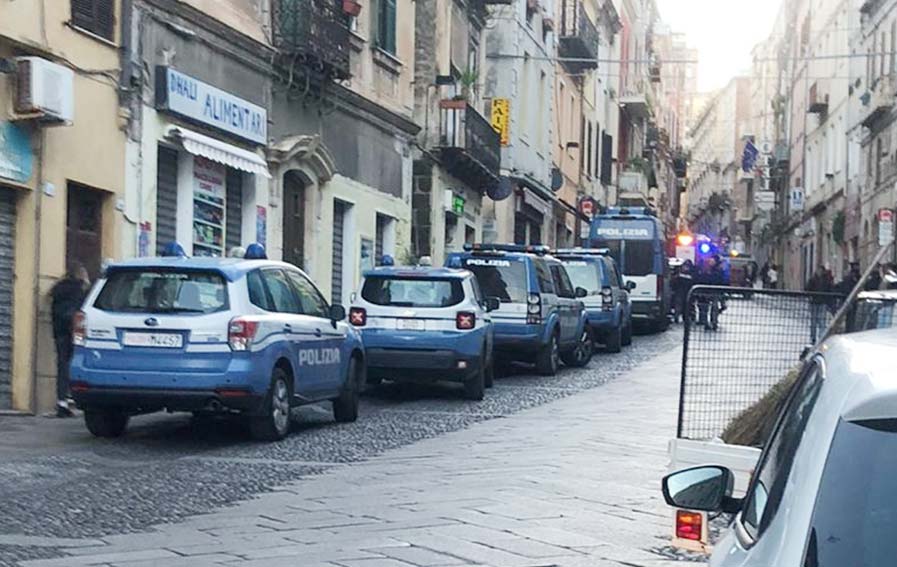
[851,299,897,332]
[94,269,228,314]
[461,258,528,303]
[561,261,602,294]
[361,277,464,308]
[805,419,897,567]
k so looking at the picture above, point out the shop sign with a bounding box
[156,67,268,145]
[878,208,894,246]
[789,187,804,212]
[192,157,227,256]
[0,121,33,184]
[452,195,465,215]
[490,98,510,146]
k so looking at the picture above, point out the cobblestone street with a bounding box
[0,330,683,567]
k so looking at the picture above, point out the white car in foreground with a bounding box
[663,328,897,567]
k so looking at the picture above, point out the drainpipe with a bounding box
[29,128,45,415]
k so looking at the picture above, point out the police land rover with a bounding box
[446,244,592,376]
[69,245,364,441]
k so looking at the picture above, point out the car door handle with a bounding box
[283,324,292,333]
[314,328,323,337]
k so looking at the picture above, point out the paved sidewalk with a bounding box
[20,346,684,567]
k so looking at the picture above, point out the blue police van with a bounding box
[590,208,670,332]
[446,244,592,375]
[554,248,634,353]
[348,266,497,400]
[70,249,364,441]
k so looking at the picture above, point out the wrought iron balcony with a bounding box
[437,100,501,192]
[558,0,599,72]
[272,0,351,80]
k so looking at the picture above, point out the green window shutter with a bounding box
[384,0,397,54]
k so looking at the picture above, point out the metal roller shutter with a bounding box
[225,168,243,251]
[331,201,345,305]
[155,145,179,255]
[0,188,16,409]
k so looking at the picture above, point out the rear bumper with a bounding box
[360,328,484,381]
[492,322,543,354]
[586,309,620,332]
[631,299,663,320]
[71,385,265,414]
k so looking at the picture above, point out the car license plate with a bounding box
[396,319,425,331]
[122,332,183,348]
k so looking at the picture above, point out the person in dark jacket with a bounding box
[50,263,89,417]
[865,264,882,291]
[672,260,695,323]
[806,265,834,344]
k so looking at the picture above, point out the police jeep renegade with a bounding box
[446,244,593,375]
[349,265,497,400]
[69,253,364,441]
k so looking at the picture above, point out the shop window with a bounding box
[71,0,115,41]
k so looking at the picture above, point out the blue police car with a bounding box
[554,248,634,352]
[70,249,364,441]
[349,265,497,400]
[446,244,593,376]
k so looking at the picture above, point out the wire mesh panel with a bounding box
[677,286,845,441]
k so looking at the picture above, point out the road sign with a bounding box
[491,98,510,146]
[789,187,804,212]
[879,208,894,246]
[755,191,775,212]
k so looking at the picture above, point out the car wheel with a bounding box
[463,354,486,401]
[605,325,622,353]
[561,327,594,367]
[535,332,560,376]
[484,358,495,389]
[250,367,292,441]
[622,320,633,346]
[84,410,129,438]
[333,357,361,423]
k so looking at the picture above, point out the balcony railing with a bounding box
[558,0,599,72]
[272,0,351,80]
[437,100,501,191]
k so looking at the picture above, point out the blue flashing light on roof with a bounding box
[446,256,463,269]
[603,206,654,217]
[381,254,395,267]
[161,242,187,258]
[699,242,712,254]
[464,243,551,255]
[244,243,268,260]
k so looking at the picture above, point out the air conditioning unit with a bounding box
[14,57,74,124]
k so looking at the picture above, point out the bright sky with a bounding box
[655,0,782,92]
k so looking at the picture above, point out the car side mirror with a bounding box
[575,287,588,298]
[484,297,501,312]
[662,465,738,513]
[329,304,346,323]
[626,281,637,291]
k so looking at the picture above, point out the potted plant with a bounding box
[458,67,478,101]
[343,0,362,17]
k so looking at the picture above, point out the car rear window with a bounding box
[561,260,604,293]
[623,241,655,276]
[361,277,464,308]
[94,269,228,314]
[804,419,897,567]
[461,258,528,303]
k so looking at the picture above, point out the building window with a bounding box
[375,0,397,55]
[71,0,115,41]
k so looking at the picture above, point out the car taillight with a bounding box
[526,293,541,324]
[675,510,703,541]
[228,318,259,351]
[456,311,475,330]
[72,311,86,346]
[349,307,367,326]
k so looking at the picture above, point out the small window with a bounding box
[247,270,273,311]
[361,277,464,308]
[534,259,555,294]
[285,270,330,318]
[463,258,529,303]
[561,261,601,294]
[741,360,824,539]
[262,270,302,314]
[550,264,576,299]
[71,0,115,41]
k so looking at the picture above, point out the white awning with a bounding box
[167,126,270,178]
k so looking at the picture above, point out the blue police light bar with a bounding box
[603,206,655,217]
[698,243,712,254]
[244,243,268,260]
[554,247,611,256]
[161,242,187,257]
[463,243,551,255]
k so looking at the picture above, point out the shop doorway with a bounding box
[0,187,16,409]
[282,171,306,269]
[66,183,104,280]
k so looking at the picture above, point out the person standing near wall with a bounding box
[50,263,90,417]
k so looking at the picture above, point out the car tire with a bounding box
[333,357,361,423]
[561,327,594,367]
[250,367,292,441]
[535,332,560,376]
[463,355,486,401]
[484,359,495,389]
[84,410,129,438]
[622,320,633,346]
[605,325,623,353]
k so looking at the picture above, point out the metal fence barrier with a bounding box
[677,286,845,441]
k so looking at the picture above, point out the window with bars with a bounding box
[71,0,115,41]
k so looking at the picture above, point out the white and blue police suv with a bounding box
[70,252,364,441]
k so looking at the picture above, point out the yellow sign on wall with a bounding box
[491,98,510,146]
